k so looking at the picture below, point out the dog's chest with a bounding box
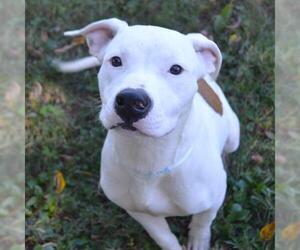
[127,178,176,215]
[101,127,226,216]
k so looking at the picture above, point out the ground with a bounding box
[26,1,274,249]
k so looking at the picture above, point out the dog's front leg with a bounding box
[127,211,182,250]
[187,210,217,250]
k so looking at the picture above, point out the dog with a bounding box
[57,18,240,250]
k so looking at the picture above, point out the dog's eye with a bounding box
[111,56,122,67]
[169,64,183,75]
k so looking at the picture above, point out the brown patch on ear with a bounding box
[198,79,223,115]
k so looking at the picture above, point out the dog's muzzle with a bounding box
[114,88,152,127]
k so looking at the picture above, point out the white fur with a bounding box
[60,18,240,250]
[54,56,100,73]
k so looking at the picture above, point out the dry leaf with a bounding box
[27,45,43,58]
[260,222,275,240]
[91,235,101,240]
[72,36,85,45]
[53,88,66,103]
[29,82,43,102]
[42,92,51,103]
[281,222,300,240]
[60,154,73,163]
[54,170,66,194]
[55,36,85,54]
[251,153,264,164]
[41,32,49,42]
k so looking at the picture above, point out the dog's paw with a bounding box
[187,236,210,250]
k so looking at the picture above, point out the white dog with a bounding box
[57,18,240,250]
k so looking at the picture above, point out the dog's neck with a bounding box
[108,97,201,179]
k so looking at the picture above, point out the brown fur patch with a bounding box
[198,79,223,115]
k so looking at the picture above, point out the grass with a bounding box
[26,0,274,249]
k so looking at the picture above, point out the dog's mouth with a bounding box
[110,122,137,131]
[109,121,175,138]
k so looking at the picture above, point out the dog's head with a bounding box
[65,18,222,137]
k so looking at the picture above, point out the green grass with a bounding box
[26,1,274,249]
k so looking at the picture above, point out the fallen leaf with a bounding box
[53,87,66,103]
[54,171,66,194]
[281,222,300,240]
[41,32,49,42]
[251,153,264,164]
[91,235,101,240]
[27,45,43,58]
[29,82,43,102]
[55,36,85,54]
[229,33,241,45]
[60,154,73,163]
[260,222,275,240]
[72,36,85,45]
[42,92,52,103]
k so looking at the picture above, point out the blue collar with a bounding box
[132,145,194,180]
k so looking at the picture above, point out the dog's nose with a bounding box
[115,88,152,123]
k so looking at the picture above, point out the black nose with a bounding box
[114,88,152,123]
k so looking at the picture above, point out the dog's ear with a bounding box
[186,33,222,80]
[64,18,128,62]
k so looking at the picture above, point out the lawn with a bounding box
[26,1,274,249]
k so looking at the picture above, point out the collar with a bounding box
[132,145,194,180]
